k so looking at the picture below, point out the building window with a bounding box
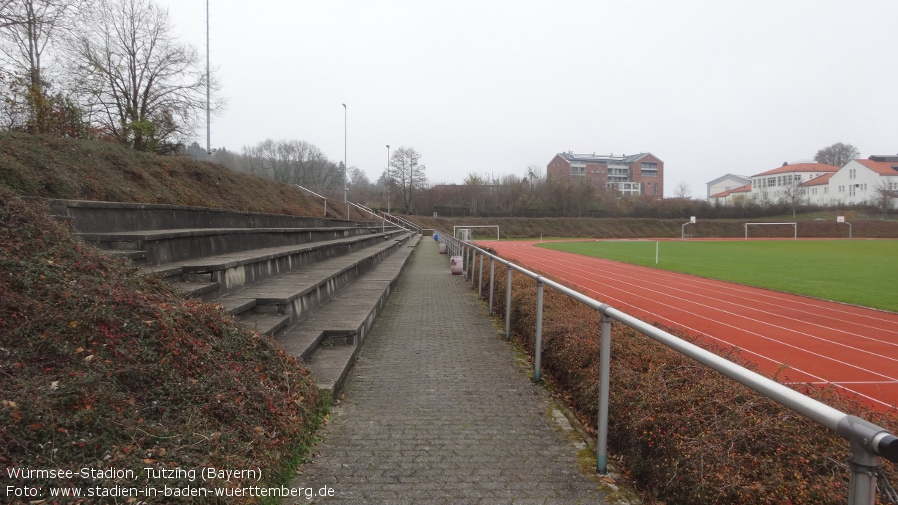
[571,166,585,176]
[641,162,658,175]
[653,183,658,195]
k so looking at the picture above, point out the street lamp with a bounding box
[386,144,391,214]
[342,103,348,220]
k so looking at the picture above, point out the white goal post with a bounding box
[453,225,500,241]
[744,222,797,240]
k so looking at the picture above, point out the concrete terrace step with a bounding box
[239,313,291,337]
[57,198,426,397]
[216,233,413,326]
[102,249,147,263]
[303,344,357,397]
[276,235,420,395]
[80,225,393,266]
[143,230,406,299]
[46,198,359,234]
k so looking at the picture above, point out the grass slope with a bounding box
[539,239,898,312]
[0,131,347,218]
[0,190,323,503]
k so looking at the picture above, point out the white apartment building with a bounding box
[748,163,840,203]
[708,156,898,209]
[825,156,898,207]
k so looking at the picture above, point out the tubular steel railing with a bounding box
[437,231,898,505]
[293,184,328,217]
[347,202,410,234]
[380,211,421,234]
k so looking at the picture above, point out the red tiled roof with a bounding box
[801,173,834,186]
[710,184,752,198]
[856,159,898,176]
[752,163,840,177]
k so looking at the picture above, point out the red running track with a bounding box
[483,240,898,411]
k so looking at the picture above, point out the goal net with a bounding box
[743,222,797,240]
[453,225,500,241]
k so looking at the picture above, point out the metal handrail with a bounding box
[380,211,421,233]
[436,231,897,505]
[293,184,328,217]
[347,202,407,233]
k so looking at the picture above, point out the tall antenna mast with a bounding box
[205,0,211,155]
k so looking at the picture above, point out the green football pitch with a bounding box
[536,239,898,313]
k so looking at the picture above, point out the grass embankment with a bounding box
[539,239,898,312]
[0,190,324,503]
[479,265,898,504]
[0,131,354,218]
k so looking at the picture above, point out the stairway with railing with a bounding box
[53,198,420,395]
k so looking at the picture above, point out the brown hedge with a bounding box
[0,190,322,503]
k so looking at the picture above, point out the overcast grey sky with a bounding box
[157,0,898,197]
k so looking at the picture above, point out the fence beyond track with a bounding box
[437,231,898,505]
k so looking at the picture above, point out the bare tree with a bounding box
[779,175,806,219]
[0,0,84,133]
[390,146,427,213]
[672,182,692,199]
[0,0,22,29]
[462,171,488,216]
[239,144,267,177]
[235,138,340,193]
[872,179,896,215]
[347,166,369,187]
[68,0,217,152]
[814,142,859,167]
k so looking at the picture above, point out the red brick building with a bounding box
[547,152,665,199]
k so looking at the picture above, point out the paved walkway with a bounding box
[287,238,609,505]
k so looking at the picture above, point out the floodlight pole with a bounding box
[343,103,348,220]
[386,144,391,214]
[205,0,210,155]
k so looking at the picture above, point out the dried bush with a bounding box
[0,190,321,503]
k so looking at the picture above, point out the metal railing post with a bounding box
[534,280,544,383]
[847,441,881,505]
[505,265,512,341]
[471,249,477,288]
[463,245,468,280]
[489,258,495,316]
[478,253,484,299]
[597,311,612,475]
